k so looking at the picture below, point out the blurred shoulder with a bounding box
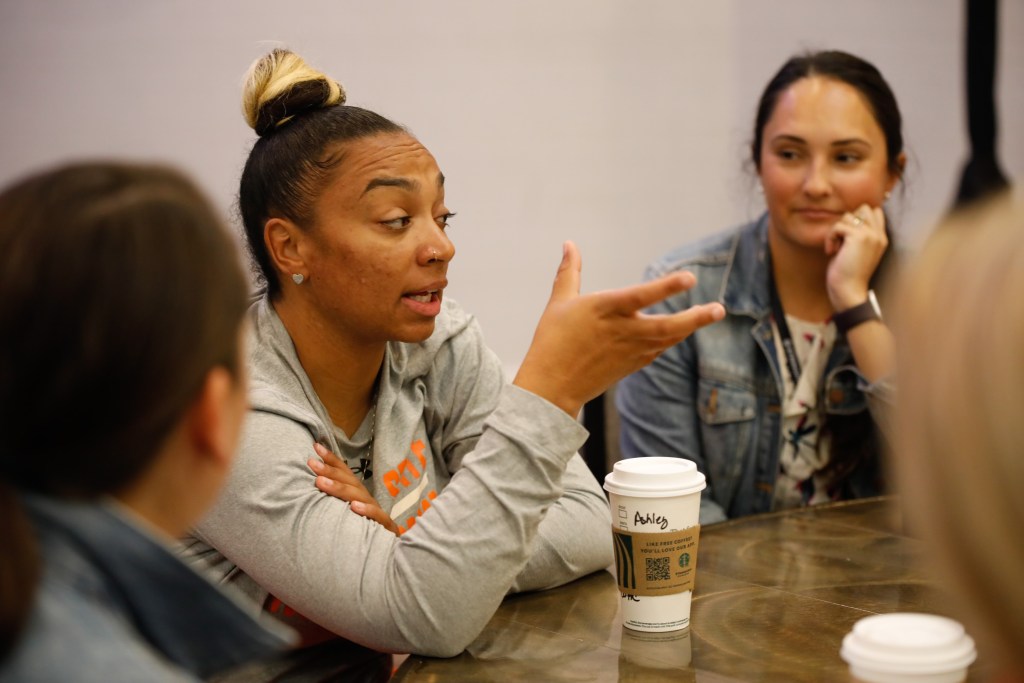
[2,577,193,682]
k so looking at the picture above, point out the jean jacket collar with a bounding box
[23,494,294,679]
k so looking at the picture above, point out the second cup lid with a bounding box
[603,457,706,497]
[840,613,976,676]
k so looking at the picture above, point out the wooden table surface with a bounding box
[392,496,990,682]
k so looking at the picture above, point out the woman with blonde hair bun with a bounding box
[182,48,724,658]
[895,194,1024,679]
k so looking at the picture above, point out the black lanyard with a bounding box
[767,251,802,384]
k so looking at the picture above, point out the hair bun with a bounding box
[242,49,346,136]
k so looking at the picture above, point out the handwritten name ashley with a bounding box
[634,511,669,530]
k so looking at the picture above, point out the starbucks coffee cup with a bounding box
[840,613,977,683]
[603,457,706,632]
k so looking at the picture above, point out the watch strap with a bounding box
[833,290,881,334]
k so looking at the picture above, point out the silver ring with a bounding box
[849,214,864,226]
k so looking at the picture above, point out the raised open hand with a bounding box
[514,241,724,417]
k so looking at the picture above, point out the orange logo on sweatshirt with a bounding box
[379,438,438,534]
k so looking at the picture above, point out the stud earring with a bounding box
[884,191,892,202]
[292,273,305,285]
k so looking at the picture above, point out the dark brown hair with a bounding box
[0,162,249,658]
[751,50,905,177]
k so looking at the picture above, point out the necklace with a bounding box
[356,388,378,481]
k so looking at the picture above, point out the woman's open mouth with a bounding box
[401,289,443,316]
[405,291,437,304]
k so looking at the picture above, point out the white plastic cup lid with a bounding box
[840,613,976,677]
[603,457,706,497]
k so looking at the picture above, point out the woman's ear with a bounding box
[265,218,309,283]
[186,366,246,470]
[887,152,908,194]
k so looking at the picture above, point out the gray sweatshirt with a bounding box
[182,296,612,657]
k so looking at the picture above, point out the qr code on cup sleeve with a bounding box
[645,556,670,582]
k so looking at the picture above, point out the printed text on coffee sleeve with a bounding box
[612,526,701,597]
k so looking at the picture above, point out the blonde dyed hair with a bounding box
[242,49,346,134]
[895,193,1024,671]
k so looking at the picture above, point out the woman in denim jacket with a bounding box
[617,51,902,524]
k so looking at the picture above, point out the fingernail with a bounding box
[313,442,327,456]
[308,458,323,472]
[350,501,366,513]
[711,304,726,321]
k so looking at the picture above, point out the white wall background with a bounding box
[2,1,1022,375]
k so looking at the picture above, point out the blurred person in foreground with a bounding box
[0,162,292,682]
[895,193,1024,682]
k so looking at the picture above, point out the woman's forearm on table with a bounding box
[509,453,613,593]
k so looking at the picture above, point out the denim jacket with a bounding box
[615,215,889,524]
[0,496,292,683]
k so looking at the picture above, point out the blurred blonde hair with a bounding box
[895,192,1024,672]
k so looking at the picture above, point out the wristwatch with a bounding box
[833,290,882,334]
